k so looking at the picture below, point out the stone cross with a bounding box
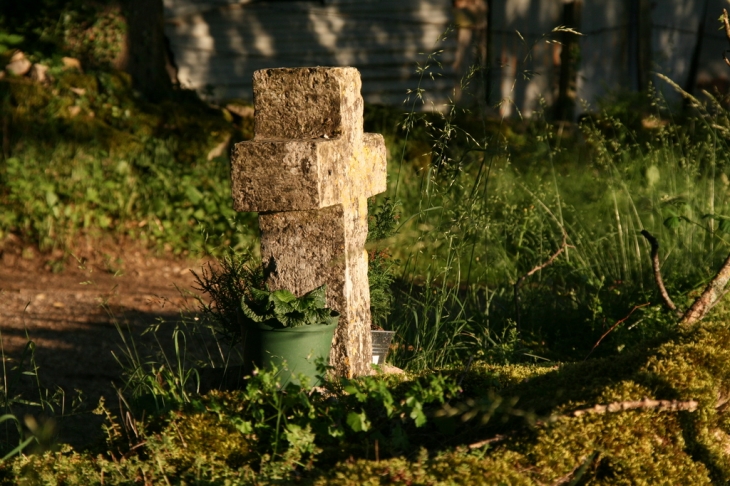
[230,67,387,378]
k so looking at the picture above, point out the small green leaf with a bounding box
[346,411,370,432]
[719,219,730,234]
[663,216,681,230]
[231,417,253,434]
[45,191,58,207]
[185,185,203,204]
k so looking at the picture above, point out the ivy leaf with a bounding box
[346,411,371,432]
[231,417,253,434]
[284,424,318,455]
[406,397,427,427]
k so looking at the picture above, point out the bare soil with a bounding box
[0,234,213,451]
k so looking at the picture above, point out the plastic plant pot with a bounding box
[248,320,337,387]
[371,330,395,365]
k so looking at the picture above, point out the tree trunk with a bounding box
[684,0,711,97]
[555,0,582,121]
[117,0,177,100]
[628,0,652,92]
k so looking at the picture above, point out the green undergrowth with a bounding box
[0,0,258,254]
[6,322,730,483]
[0,68,258,255]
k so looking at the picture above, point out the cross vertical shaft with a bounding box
[230,67,387,377]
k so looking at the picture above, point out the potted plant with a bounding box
[192,253,337,389]
[241,284,339,387]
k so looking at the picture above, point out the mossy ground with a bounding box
[3,321,730,484]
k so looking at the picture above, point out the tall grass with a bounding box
[370,38,730,370]
[0,316,70,459]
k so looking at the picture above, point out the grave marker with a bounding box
[230,67,387,377]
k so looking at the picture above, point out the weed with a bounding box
[191,249,264,346]
[0,323,67,461]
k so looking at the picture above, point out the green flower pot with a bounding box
[247,320,338,387]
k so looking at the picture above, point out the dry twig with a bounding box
[680,250,730,327]
[468,434,507,449]
[640,230,681,316]
[514,232,572,331]
[571,398,698,417]
[584,303,649,360]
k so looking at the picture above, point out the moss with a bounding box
[467,362,560,390]
[510,403,709,484]
[314,449,534,486]
[0,413,257,484]
[6,323,730,483]
[148,411,256,481]
[312,322,730,484]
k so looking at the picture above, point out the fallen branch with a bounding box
[571,398,698,417]
[640,230,681,316]
[680,251,730,327]
[639,230,730,327]
[468,434,507,449]
[514,232,572,331]
[584,303,649,360]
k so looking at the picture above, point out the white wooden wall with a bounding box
[164,0,730,117]
[488,0,562,118]
[164,0,458,109]
[578,0,730,110]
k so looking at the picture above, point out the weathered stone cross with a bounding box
[230,67,387,378]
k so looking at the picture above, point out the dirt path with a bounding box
[0,235,213,450]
